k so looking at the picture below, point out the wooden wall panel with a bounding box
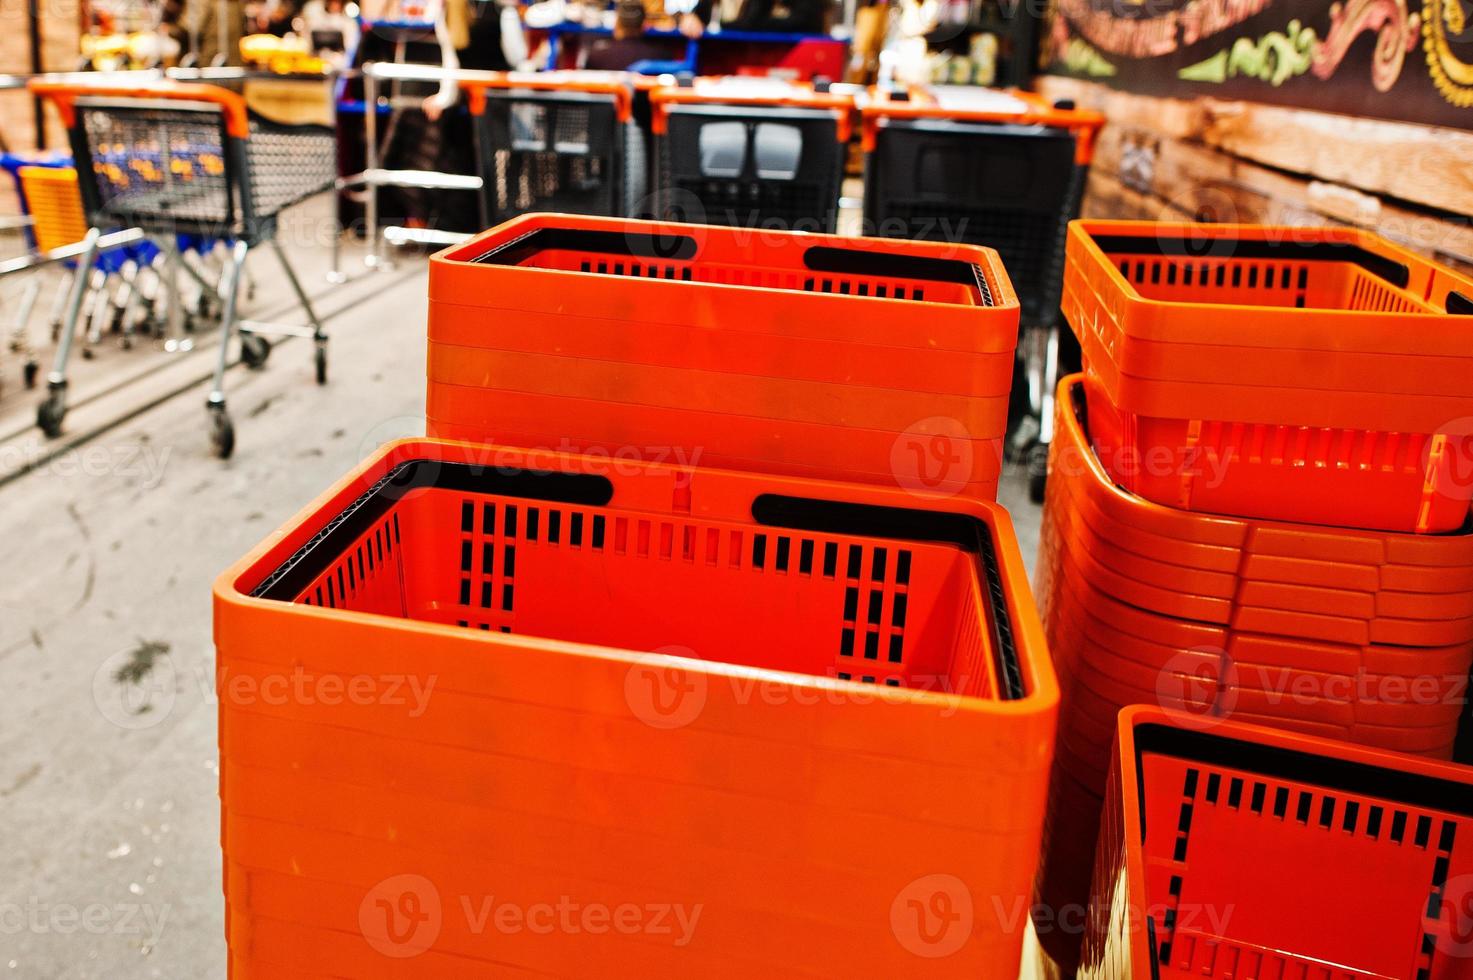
[1039,76,1473,273]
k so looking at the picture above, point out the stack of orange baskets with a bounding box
[215,217,1060,977]
[1034,220,1473,976]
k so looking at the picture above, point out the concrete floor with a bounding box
[0,204,1046,978]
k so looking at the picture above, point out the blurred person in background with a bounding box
[422,0,530,120]
[672,0,825,36]
[583,0,672,70]
[251,0,300,36]
[398,0,528,231]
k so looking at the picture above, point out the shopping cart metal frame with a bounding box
[650,78,855,233]
[860,86,1104,501]
[29,79,338,458]
[463,72,647,227]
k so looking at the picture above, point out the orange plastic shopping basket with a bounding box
[1078,705,1473,980]
[1044,375,1473,636]
[426,213,1020,501]
[1063,220,1473,533]
[214,438,1057,977]
[16,165,88,253]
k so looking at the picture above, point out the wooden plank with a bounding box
[1087,120,1473,268]
[1039,76,1473,218]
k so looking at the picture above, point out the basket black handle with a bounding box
[1091,233,1413,291]
[471,226,992,297]
[752,494,1025,701]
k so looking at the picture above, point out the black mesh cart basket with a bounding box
[650,78,855,234]
[860,84,1104,501]
[463,71,647,225]
[30,80,337,458]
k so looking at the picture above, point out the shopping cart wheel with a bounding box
[210,407,235,460]
[37,388,66,439]
[240,334,271,370]
[23,361,38,390]
[1027,443,1049,505]
[315,345,327,385]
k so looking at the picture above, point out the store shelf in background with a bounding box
[537,23,846,79]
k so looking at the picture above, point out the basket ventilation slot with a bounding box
[571,257,929,301]
[301,513,401,611]
[448,495,922,684]
[835,544,912,686]
[1156,763,1462,980]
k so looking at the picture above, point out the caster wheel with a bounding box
[1026,443,1049,505]
[315,345,327,385]
[37,391,66,438]
[23,361,38,389]
[240,333,271,369]
[210,409,235,459]
[81,347,95,361]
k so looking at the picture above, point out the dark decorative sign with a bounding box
[1047,0,1473,129]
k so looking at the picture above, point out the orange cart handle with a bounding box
[650,85,856,143]
[860,90,1104,164]
[29,79,252,139]
[462,72,634,123]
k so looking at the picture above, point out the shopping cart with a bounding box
[0,155,184,363]
[650,77,854,233]
[1,153,74,389]
[461,71,647,225]
[29,79,337,457]
[860,85,1104,499]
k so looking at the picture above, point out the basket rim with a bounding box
[1068,219,1473,320]
[429,212,1020,314]
[215,437,1059,716]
